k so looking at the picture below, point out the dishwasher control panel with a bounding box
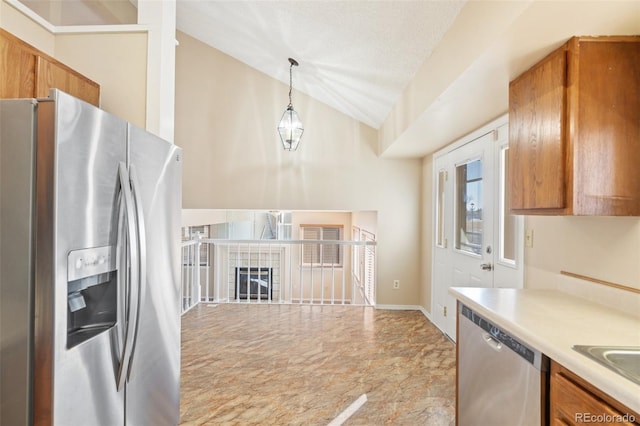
[461,304,536,365]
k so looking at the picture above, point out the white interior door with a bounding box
[432,120,523,341]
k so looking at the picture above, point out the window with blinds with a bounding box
[301,225,343,267]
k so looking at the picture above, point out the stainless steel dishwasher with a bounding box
[457,303,549,426]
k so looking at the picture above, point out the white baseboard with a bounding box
[375,304,422,311]
[375,305,441,332]
[417,305,433,322]
[375,304,433,323]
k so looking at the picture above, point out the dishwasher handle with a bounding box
[483,333,503,351]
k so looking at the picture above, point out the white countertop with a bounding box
[449,287,640,413]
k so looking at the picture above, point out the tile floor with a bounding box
[180,303,456,425]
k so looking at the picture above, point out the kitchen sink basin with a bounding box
[573,345,640,385]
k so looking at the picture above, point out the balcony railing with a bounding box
[181,237,376,314]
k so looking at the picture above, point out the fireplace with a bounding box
[235,267,273,300]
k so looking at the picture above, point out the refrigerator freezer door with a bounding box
[46,90,128,425]
[0,99,38,426]
[126,124,182,425]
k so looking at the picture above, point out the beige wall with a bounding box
[378,0,529,156]
[352,211,377,238]
[525,216,640,290]
[175,31,422,306]
[55,33,147,128]
[402,1,640,314]
[378,0,640,158]
[0,1,147,127]
[8,0,637,312]
[290,211,351,240]
[182,209,228,229]
[523,216,640,315]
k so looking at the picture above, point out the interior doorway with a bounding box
[431,116,524,341]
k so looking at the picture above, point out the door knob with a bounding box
[480,263,493,271]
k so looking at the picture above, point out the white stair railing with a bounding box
[180,238,376,313]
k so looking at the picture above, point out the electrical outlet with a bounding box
[525,229,534,248]
[393,279,400,289]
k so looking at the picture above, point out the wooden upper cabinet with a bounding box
[508,36,640,215]
[0,32,36,98]
[35,56,100,106]
[0,29,100,107]
[509,46,567,212]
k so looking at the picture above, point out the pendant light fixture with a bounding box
[278,57,304,151]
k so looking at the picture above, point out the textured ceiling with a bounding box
[176,1,466,129]
[16,0,635,157]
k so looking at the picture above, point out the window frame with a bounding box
[300,224,344,268]
[454,158,484,257]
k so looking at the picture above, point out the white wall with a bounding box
[1,0,55,53]
[420,155,433,312]
[175,31,422,306]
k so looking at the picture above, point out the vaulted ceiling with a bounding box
[176,1,466,130]
[14,0,640,158]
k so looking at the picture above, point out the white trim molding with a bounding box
[5,0,149,34]
[375,304,422,311]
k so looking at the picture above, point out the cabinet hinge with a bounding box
[444,306,447,317]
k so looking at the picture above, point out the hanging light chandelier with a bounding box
[277,58,304,151]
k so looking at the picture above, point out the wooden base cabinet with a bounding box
[550,361,640,425]
[0,29,99,106]
[509,36,640,215]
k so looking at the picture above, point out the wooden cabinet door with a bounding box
[0,32,36,98]
[35,56,100,106]
[508,46,567,212]
[551,371,630,425]
[573,39,640,215]
[550,361,640,426]
[509,36,640,216]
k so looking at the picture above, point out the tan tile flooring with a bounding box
[180,304,456,425]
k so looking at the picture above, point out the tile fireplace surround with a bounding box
[225,246,285,301]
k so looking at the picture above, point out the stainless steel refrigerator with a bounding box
[0,89,182,425]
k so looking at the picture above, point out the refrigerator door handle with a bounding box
[116,161,140,392]
[125,164,146,381]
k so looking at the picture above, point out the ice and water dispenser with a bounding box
[66,246,117,348]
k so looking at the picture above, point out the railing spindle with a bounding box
[180,238,376,313]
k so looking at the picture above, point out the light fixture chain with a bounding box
[288,61,293,107]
